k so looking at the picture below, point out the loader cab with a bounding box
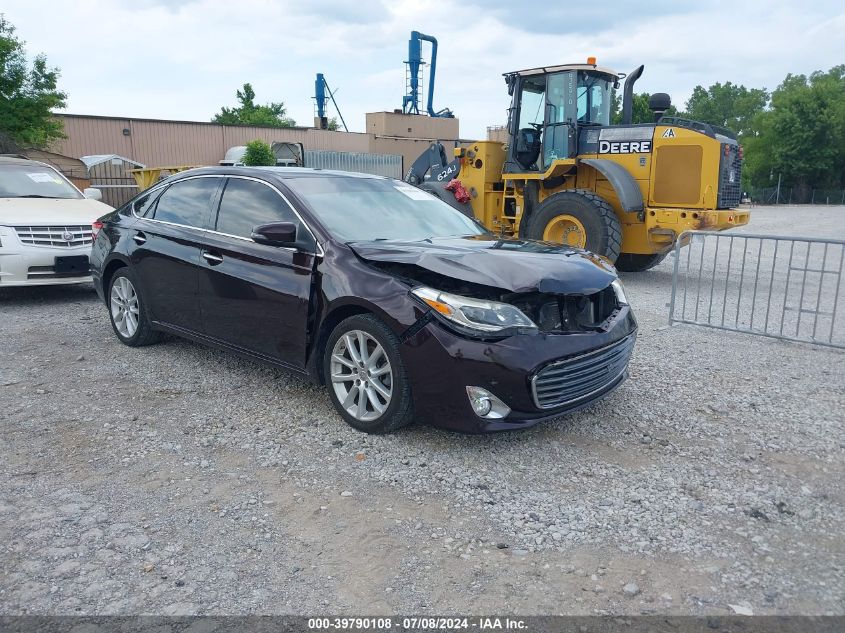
[504,64,618,174]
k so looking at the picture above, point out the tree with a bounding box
[242,139,277,166]
[0,128,19,153]
[684,82,768,137]
[611,90,678,124]
[744,66,845,190]
[0,15,67,148]
[327,116,340,131]
[212,83,296,128]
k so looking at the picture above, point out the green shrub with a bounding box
[242,140,276,166]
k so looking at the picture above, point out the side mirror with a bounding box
[251,221,297,246]
[84,187,102,201]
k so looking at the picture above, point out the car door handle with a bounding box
[202,250,223,265]
[133,232,147,245]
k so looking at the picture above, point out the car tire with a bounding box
[526,190,622,262]
[614,252,668,272]
[108,268,162,347]
[323,314,414,434]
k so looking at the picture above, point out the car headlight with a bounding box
[611,279,628,305]
[411,286,537,333]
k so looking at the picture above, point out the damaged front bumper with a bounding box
[399,306,638,433]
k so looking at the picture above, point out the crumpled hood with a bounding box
[348,235,618,294]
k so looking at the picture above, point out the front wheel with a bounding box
[323,314,414,434]
[525,190,622,262]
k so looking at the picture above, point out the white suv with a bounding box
[0,156,113,287]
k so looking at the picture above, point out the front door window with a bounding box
[544,71,578,165]
[214,177,298,238]
[518,77,546,131]
[511,76,546,171]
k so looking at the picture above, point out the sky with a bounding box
[3,0,844,139]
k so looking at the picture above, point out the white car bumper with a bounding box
[0,225,93,287]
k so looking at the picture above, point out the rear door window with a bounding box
[215,177,298,239]
[132,187,164,217]
[152,177,221,228]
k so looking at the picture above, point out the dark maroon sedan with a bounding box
[90,167,636,433]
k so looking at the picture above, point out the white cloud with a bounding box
[2,0,843,138]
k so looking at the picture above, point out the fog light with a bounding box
[467,387,493,416]
[466,386,511,419]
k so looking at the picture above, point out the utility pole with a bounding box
[776,173,782,205]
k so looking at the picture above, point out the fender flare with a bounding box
[580,158,644,213]
[99,253,133,297]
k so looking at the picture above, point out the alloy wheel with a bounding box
[330,330,393,422]
[110,277,140,338]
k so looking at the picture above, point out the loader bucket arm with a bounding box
[405,142,451,185]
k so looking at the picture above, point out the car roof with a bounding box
[0,155,40,166]
[168,165,388,182]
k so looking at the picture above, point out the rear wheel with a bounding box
[323,314,414,434]
[526,190,622,262]
[615,252,668,272]
[108,268,162,347]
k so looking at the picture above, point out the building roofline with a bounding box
[53,112,369,135]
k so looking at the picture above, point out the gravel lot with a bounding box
[1,205,843,616]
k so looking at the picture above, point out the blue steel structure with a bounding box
[402,31,453,118]
[313,73,349,132]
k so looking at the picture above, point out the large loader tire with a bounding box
[525,190,622,262]
[615,252,668,272]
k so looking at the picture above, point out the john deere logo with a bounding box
[598,140,651,154]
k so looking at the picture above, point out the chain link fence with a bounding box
[747,187,845,205]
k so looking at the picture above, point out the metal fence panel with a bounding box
[304,150,402,179]
[669,231,845,349]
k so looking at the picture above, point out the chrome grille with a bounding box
[531,334,635,409]
[14,225,93,248]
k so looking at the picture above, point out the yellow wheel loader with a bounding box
[405,59,749,271]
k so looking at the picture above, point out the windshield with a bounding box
[0,164,83,199]
[285,176,487,242]
[577,72,612,125]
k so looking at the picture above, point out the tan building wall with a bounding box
[486,125,508,143]
[365,111,462,174]
[368,136,462,174]
[51,114,371,168]
[50,113,461,174]
[365,111,460,140]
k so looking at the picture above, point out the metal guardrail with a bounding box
[669,231,845,349]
